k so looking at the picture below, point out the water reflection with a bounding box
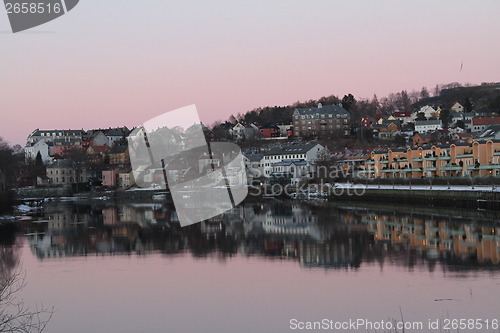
[0,223,21,284]
[21,199,500,272]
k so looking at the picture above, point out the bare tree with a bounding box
[0,242,53,333]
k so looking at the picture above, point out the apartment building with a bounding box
[358,140,500,178]
[292,103,350,137]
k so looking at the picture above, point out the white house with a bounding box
[270,160,315,184]
[414,119,442,133]
[451,102,464,113]
[260,143,324,177]
[24,139,51,163]
[229,123,259,141]
[413,106,437,120]
[243,154,265,178]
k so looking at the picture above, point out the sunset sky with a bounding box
[1,0,499,145]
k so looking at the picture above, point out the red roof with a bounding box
[394,111,411,117]
[472,117,500,126]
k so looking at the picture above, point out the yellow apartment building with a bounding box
[358,140,500,178]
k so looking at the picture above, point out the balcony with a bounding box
[457,154,473,158]
[467,164,500,170]
[440,165,463,171]
[380,168,400,173]
[400,168,422,172]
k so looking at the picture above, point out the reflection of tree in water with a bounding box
[0,224,53,332]
[0,224,21,284]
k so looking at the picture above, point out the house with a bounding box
[52,138,84,156]
[414,119,442,133]
[108,144,129,165]
[372,120,400,139]
[412,133,433,146]
[277,124,294,137]
[476,125,500,141]
[455,132,476,143]
[26,129,82,145]
[360,117,373,128]
[102,169,127,187]
[104,127,130,146]
[118,171,135,188]
[259,124,281,138]
[24,139,51,163]
[393,111,412,124]
[261,143,324,177]
[243,153,265,179]
[46,159,87,186]
[416,105,437,120]
[25,129,82,160]
[87,145,111,164]
[90,131,109,147]
[230,123,246,141]
[451,102,465,113]
[471,117,500,133]
[270,160,315,185]
[292,103,350,137]
[230,123,259,141]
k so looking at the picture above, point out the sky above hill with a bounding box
[1,0,499,145]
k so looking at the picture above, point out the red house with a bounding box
[259,124,280,138]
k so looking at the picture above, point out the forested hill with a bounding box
[218,82,500,128]
[412,83,500,114]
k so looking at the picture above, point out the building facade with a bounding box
[358,140,500,178]
[293,104,350,137]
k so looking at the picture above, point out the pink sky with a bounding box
[1,0,499,145]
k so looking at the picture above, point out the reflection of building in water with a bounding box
[102,204,171,226]
[241,202,326,242]
[298,238,357,268]
[362,212,499,263]
[21,200,500,269]
[45,202,89,231]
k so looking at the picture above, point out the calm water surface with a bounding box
[3,199,500,333]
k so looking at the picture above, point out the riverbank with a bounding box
[331,183,500,210]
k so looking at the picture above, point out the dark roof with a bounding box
[293,104,350,117]
[259,123,280,130]
[264,143,320,156]
[272,159,309,167]
[244,153,264,162]
[104,127,130,136]
[415,120,441,126]
[110,144,128,154]
[47,159,75,169]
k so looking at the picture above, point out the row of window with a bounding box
[49,169,73,175]
[295,114,348,119]
[49,176,85,183]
